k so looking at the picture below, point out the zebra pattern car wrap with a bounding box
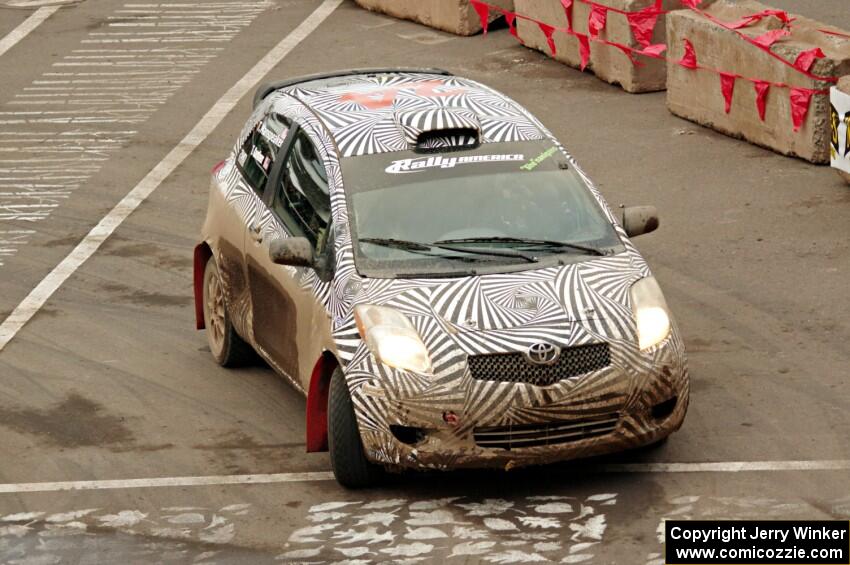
[285,74,545,157]
[205,72,688,470]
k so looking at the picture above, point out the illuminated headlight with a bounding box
[354,304,433,374]
[630,276,672,351]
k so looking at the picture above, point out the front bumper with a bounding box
[350,331,689,471]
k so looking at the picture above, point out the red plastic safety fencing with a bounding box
[469,0,843,132]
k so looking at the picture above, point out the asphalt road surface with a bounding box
[0,0,848,563]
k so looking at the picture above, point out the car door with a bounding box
[209,112,289,338]
[244,124,334,387]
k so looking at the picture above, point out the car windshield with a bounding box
[341,141,624,278]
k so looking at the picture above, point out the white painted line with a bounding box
[4,0,80,7]
[0,472,336,494]
[0,6,60,58]
[0,0,343,351]
[595,460,850,473]
[1,460,849,494]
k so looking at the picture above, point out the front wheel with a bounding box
[202,256,253,367]
[328,368,384,488]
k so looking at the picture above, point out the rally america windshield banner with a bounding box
[385,154,525,174]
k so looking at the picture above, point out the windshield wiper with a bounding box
[359,237,432,251]
[435,236,607,256]
[359,237,537,263]
[359,237,476,262]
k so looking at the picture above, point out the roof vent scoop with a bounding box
[393,109,481,152]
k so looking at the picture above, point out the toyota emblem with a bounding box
[525,342,561,365]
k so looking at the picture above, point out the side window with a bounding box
[236,113,290,195]
[272,129,331,253]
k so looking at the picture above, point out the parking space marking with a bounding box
[594,460,850,473]
[0,6,59,59]
[0,229,35,264]
[0,472,336,494]
[0,502,256,562]
[1,460,849,494]
[282,494,616,562]
[644,494,850,565]
[0,0,343,350]
[1,495,845,562]
[0,3,270,268]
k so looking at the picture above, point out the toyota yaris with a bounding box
[194,68,688,488]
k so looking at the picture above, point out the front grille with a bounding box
[474,414,619,450]
[468,343,610,386]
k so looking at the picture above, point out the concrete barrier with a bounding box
[514,0,690,93]
[353,0,513,36]
[666,0,850,164]
[836,77,850,184]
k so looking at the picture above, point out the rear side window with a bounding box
[272,129,331,252]
[236,113,291,195]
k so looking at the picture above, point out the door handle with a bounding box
[249,223,263,244]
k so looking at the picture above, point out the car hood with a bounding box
[355,253,648,335]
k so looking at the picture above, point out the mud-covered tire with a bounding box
[202,256,254,368]
[328,367,384,488]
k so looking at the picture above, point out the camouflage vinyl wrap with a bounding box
[206,72,688,471]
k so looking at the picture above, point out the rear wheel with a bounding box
[328,367,384,488]
[202,256,253,367]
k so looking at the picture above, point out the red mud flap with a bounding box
[193,243,211,330]
[306,355,335,452]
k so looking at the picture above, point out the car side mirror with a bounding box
[622,206,659,238]
[269,237,315,268]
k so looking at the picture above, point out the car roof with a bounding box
[252,68,453,107]
[257,69,546,158]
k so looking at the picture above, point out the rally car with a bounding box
[194,68,689,488]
